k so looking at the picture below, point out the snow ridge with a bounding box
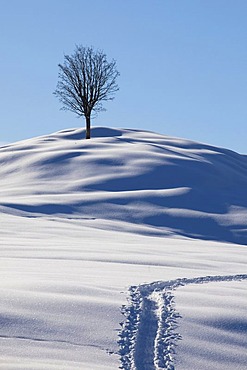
[1,126,247,244]
[118,274,247,370]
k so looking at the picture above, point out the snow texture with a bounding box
[119,274,247,369]
[1,126,247,244]
[0,127,247,369]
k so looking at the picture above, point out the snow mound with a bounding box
[1,126,247,244]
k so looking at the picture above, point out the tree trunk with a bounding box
[85,116,91,139]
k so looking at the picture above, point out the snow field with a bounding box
[175,280,247,370]
[1,127,247,368]
[1,213,247,368]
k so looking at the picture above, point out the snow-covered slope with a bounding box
[1,127,247,370]
[1,126,247,244]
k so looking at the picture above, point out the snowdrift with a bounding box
[1,126,247,245]
[1,127,247,369]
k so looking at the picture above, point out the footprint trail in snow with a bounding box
[118,274,247,370]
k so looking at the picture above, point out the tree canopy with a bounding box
[54,45,119,139]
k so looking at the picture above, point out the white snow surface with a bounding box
[0,127,247,369]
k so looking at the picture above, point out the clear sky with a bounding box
[1,0,247,153]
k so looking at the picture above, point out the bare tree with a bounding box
[54,45,119,139]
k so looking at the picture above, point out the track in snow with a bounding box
[118,274,247,370]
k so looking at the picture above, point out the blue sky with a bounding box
[1,0,247,153]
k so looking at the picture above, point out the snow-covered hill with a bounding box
[1,127,247,244]
[1,127,247,370]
